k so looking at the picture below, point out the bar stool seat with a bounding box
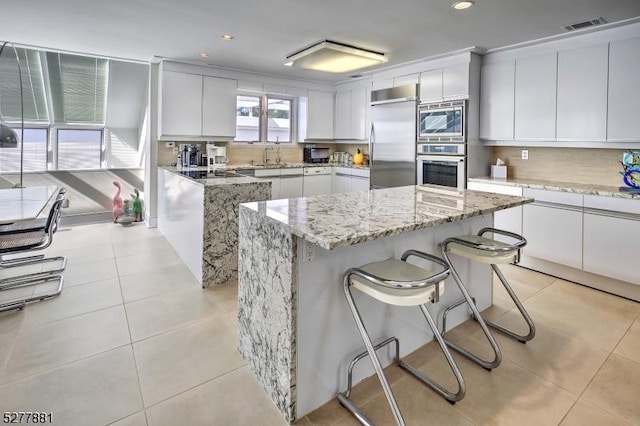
[337,250,466,426]
[351,259,444,307]
[441,227,536,370]
[445,235,517,264]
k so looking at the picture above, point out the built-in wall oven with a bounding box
[417,151,466,190]
[416,100,467,190]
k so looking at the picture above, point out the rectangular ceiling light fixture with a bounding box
[284,40,387,73]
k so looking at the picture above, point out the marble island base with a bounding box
[238,210,493,422]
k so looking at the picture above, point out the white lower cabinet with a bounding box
[522,188,583,269]
[467,182,522,239]
[332,172,351,194]
[303,167,332,197]
[583,213,640,285]
[522,203,583,269]
[255,169,281,199]
[583,195,640,285]
[279,168,304,199]
[332,168,370,193]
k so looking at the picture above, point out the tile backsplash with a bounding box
[491,147,628,187]
[156,142,369,167]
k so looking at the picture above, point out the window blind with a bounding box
[0,47,49,123]
[47,52,108,124]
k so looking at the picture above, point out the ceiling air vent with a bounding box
[563,17,607,31]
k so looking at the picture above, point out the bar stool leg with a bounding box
[395,303,466,403]
[341,275,406,426]
[486,265,536,343]
[441,248,502,371]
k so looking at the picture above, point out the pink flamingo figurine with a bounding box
[112,181,124,223]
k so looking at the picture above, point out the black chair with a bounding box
[0,193,67,312]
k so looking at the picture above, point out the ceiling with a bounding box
[3,0,640,83]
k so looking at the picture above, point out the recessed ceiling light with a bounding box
[198,52,209,58]
[221,34,235,41]
[452,1,474,10]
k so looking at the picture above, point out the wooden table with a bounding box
[0,186,60,225]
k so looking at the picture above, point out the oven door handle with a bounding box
[417,155,465,163]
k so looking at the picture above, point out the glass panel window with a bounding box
[267,97,291,143]
[0,128,48,173]
[0,47,49,123]
[57,129,102,170]
[236,95,260,142]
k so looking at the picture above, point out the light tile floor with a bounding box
[0,223,638,425]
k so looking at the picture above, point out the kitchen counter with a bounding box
[163,163,369,172]
[157,167,271,287]
[242,184,531,250]
[469,176,640,200]
[237,185,532,422]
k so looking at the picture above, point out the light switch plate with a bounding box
[521,149,529,160]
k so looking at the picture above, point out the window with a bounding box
[56,129,102,170]
[236,95,260,142]
[267,97,291,143]
[0,128,48,173]
[235,94,293,143]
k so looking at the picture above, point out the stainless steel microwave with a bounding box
[418,100,465,142]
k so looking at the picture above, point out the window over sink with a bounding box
[235,94,294,143]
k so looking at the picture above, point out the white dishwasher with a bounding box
[303,167,332,197]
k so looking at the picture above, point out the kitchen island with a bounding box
[158,167,271,287]
[237,184,532,422]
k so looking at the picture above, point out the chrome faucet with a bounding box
[263,146,274,165]
[275,143,281,164]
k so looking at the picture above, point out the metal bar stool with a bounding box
[337,250,466,426]
[441,227,535,368]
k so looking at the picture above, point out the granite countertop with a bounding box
[160,167,266,186]
[469,177,640,200]
[240,184,532,250]
[228,163,370,170]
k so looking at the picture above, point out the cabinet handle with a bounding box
[335,173,351,177]
[531,200,583,212]
[351,175,369,180]
[280,175,303,179]
[583,207,640,221]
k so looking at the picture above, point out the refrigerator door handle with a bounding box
[368,123,374,163]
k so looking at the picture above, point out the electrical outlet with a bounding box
[302,240,315,262]
[165,141,175,148]
[521,149,529,160]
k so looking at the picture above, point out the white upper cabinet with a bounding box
[202,76,237,138]
[442,63,469,100]
[419,64,469,103]
[607,37,640,141]
[480,61,515,140]
[419,69,443,102]
[334,90,351,139]
[556,44,608,141]
[335,87,368,141]
[350,87,367,140]
[161,71,203,137]
[514,53,557,140]
[393,74,420,87]
[160,71,237,139]
[306,90,334,140]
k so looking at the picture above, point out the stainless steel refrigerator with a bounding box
[369,84,418,189]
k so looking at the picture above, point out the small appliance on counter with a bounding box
[207,144,227,172]
[303,147,330,163]
[181,144,200,168]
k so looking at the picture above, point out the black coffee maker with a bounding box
[181,145,199,168]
